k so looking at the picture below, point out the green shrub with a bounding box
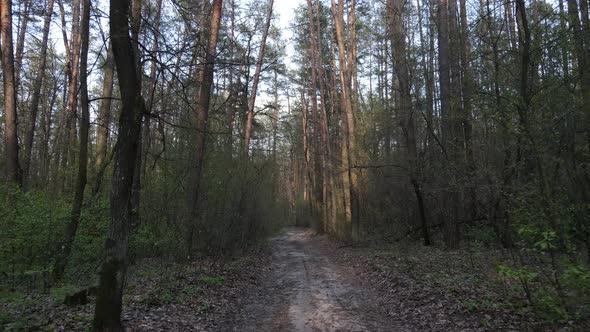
[50,284,79,303]
[0,185,69,278]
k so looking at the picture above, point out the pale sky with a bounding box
[45,0,305,116]
[275,0,304,71]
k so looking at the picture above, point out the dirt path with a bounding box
[228,228,394,332]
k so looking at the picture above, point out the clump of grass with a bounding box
[50,285,79,303]
[199,275,225,286]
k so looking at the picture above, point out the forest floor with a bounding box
[2,227,548,331]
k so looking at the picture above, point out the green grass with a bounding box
[199,275,225,286]
[0,310,11,324]
[50,284,79,303]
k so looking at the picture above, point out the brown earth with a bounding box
[1,227,542,331]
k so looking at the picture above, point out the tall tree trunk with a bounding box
[14,0,29,88]
[185,0,223,256]
[130,0,142,233]
[301,89,313,207]
[93,0,145,328]
[460,0,477,218]
[437,0,459,248]
[23,0,54,187]
[53,0,90,281]
[143,0,163,179]
[567,0,590,149]
[313,0,333,233]
[417,0,435,149]
[306,0,323,231]
[244,0,274,159]
[226,0,237,157]
[331,0,358,241]
[61,0,82,194]
[1,0,22,186]
[389,0,431,246]
[94,44,115,187]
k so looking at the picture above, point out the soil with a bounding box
[216,227,540,332]
[1,227,543,331]
[224,228,395,331]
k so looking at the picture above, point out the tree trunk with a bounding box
[389,0,431,246]
[53,0,90,282]
[185,0,223,255]
[93,0,145,328]
[94,44,115,190]
[23,0,54,187]
[437,0,459,248]
[14,0,29,88]
[244,0,274,159]
[129,0,142,233]
[306,0,323,231]
[143,0,163,179]
[460,0,477,218]
[62,0,82,194]
[1,0,22,186]
[567,0,590,149]
[331,0,358,241]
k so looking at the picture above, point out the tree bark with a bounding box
[95,45,115,172]
[1,0,22,186]
[306,0,323,231]
[93,0,145,328]
[53,0,90,282]
[185,0,223,256]
[389,0,431,246]
[331,0,358,241]
[23,0,54,187]
[14,0,29,88]
[437,0,460,248]
[60,0,82,194]
[244,0,274,159]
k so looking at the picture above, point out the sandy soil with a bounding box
[226,228,395,332]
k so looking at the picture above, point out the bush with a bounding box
[0,185,69,281]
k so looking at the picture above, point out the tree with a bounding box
[185,0,223,255]
[23,0,55,187]
[93,0,145,328]
[388,0,431,246]
[53,0,91,281]
[1,0,22,186]
[244,0,274,159]
[331,0,359,241]
[95,45,115,183]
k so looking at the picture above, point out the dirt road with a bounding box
[230,228,394,332]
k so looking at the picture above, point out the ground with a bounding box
[1,228,545,331]
[224,228,393,331]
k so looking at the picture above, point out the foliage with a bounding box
[50,284,79,303]
[0,185,69,280]
[497,264,538,283]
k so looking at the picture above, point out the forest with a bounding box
[1,0,590,330]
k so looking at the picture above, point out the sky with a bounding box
[274,0,305,69]
[44,0,305,115]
